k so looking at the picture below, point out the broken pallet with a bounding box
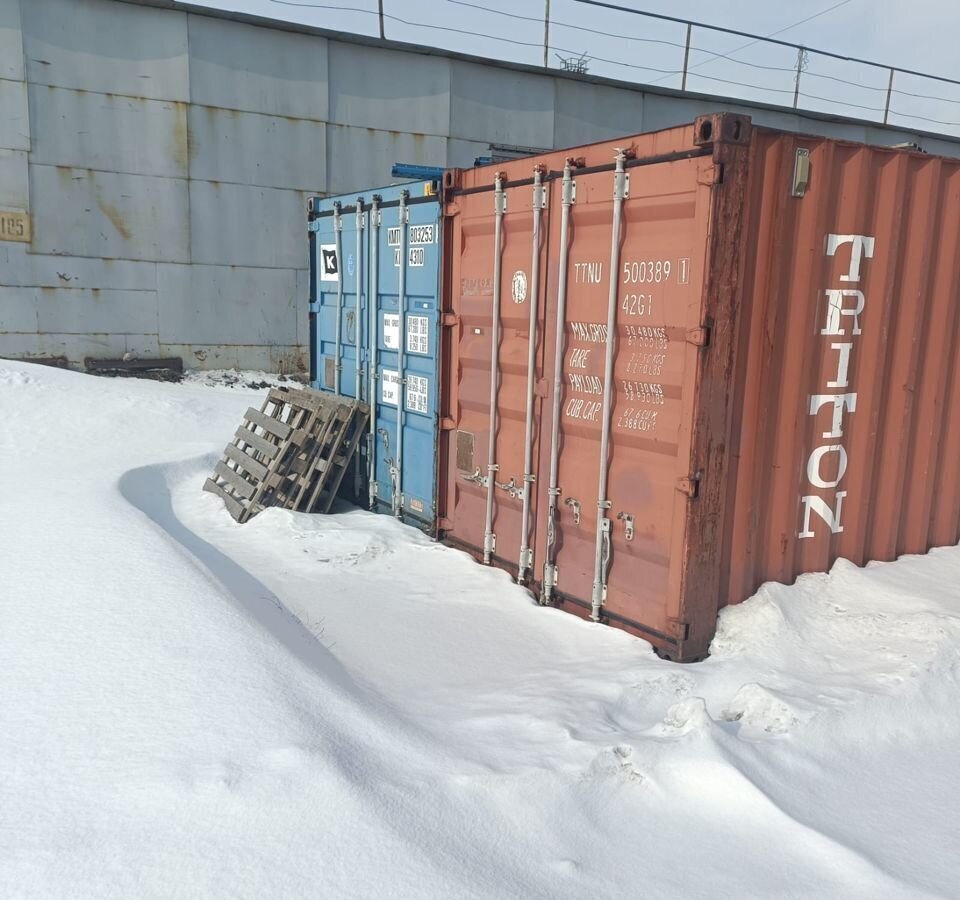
[203,386,369,523]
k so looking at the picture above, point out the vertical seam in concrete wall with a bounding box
[551,75,558,148]
[184,10,194,269]
[19,0,32,225]
[324,30,331,195]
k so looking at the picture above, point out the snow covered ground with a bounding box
[1,359,958,899]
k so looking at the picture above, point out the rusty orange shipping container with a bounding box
[436,113,960,661]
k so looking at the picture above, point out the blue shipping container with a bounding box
[308,181,442,532]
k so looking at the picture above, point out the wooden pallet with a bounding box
[203,386,370,523]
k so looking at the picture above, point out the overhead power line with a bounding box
[267,0,960,132]
[269,0,544,49]
[671,0,855,82]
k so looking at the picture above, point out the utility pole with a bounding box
[378,0,385,39]
[543,0,551,68]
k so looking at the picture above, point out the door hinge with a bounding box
[685,326,710,348]
[676,475,700,499]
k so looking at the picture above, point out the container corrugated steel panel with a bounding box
[721,128,960,612]
[438,114,960,659]
[310,181,442,532]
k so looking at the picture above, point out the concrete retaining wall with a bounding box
[2,0,959,371]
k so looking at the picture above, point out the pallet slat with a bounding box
[234,426,279,458]
[214,461,258,499]
[244,407,292,439]
[224,443,268,480]
[203,477,246,521]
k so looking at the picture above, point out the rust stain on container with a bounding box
[438,113,960,660]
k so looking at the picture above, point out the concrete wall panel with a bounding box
[21,0,188,101]
[554,80,644,147]
[295,268,309,347]
[0,331,160,363]
[449,60,553,148]
[159,342,305,373]
[188,15,328,120]
[328,42,449,135]
[326,124,447,194]
[29,85,188,177]
[0,0,23,81]
[0,148,28,209]
[445,138,495,169]
[0,78,29,151]
[0,243,157,291]
[188,180,307,269]
[30,165,189,262]
[11,0,960,373]
[0,285,38,332]
[38,286,157,334]
[157,263,297,345]
[187,106,325,191]
[0,285,157,335]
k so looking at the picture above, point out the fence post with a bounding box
[681,23,692,91]
[543,0,551,68]
[883,68,895,124]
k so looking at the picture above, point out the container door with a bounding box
[534,151,715,653]
[313,203,364,400]
[312,200,367,501]
[370,192,442,531]
[442,170,551,572]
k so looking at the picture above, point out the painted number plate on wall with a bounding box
[0,211,30,243]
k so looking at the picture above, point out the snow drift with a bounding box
[1,361,957,899]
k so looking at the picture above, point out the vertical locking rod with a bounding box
[393,190,409,518]
[483,173,507,564]
[333,202,344,395]
[591,150,628,621]
[518,166,545,583]
[542,161,575,603]
[367,195,381,510]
